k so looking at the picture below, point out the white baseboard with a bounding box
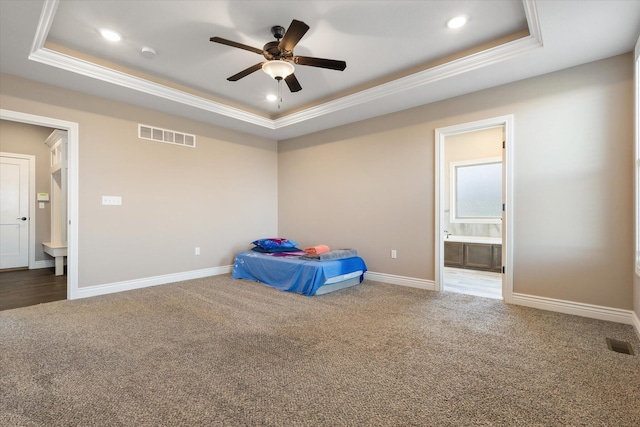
[364,271,435,291]
[68,266,640,342]
[364,273,638,338]
[31,260,54,269]
[512,292,636,326]
[72,265,233,300]
[632,311,640,341]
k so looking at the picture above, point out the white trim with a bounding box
[434,115,514,303]
[0,152,36,270]
[363,271,639,336]
[0,109,79,301]
[512,293,636,326]
[275,32,541,128]
[30,0,58,55]
[77,268,424,300]
[74,265,233,299]
[33,260,55,269]
[522,0,543,46]
[632,311,640,341]
[634,36,640,333]
[31,0,544,131]
[28,48,274,129]
[635,34,640,275]
[364,271,435,291]
[28,156,36,270]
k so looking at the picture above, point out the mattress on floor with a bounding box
[231,251,367,296]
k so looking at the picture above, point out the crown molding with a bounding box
[28,46,275,129]
[31,0,57,54]
[31,0,543,134]
[275,31,542,128]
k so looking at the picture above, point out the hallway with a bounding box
[0,268,66,311]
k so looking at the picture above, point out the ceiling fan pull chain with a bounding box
[277,78,283,109]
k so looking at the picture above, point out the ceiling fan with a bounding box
[210,19,346,93]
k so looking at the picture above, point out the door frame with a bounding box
[0,152,35,269]
[434,115,514,303]
[0,109,79,300]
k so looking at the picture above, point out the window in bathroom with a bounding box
[450,157,502,223]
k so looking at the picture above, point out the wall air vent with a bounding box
[138,124,196,148]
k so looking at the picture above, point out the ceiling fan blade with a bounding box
[210,37,263,55]
[294,56,346,71]
[285,74,302,92]
[227,62,265,81]
[278,19,310,53]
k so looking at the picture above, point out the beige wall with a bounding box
[279,53,634,310]
[1,52,635,312]
[0,120,55,262]
[0,73,278,287]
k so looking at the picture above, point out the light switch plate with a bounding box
[102,195,122,206]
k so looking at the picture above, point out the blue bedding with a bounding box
[232,251,367,296]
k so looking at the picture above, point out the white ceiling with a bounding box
[1,1,639,140]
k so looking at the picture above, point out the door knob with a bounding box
[17,217,27,221]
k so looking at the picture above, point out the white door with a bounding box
[0,156,30,268]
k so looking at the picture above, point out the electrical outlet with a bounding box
[195,247,200,255]
[391,249,397,259]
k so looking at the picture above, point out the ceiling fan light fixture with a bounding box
[262,60,295,80]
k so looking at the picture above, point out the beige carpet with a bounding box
[1,275,639,426]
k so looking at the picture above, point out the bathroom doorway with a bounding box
[434,116,514,302]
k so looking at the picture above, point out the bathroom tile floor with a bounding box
[443,267,502,299]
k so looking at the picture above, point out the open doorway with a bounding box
[435,115,514,302]
[0,109,79,304]
[0,122,67,310]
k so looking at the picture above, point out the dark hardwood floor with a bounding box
[0,268,67,311]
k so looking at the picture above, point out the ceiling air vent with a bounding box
[138,124,196,148]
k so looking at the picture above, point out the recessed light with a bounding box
[100,28,122,42]
[447,16,467,29]
[266,94,278,102]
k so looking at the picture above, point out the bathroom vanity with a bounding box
[444,237,502,273]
